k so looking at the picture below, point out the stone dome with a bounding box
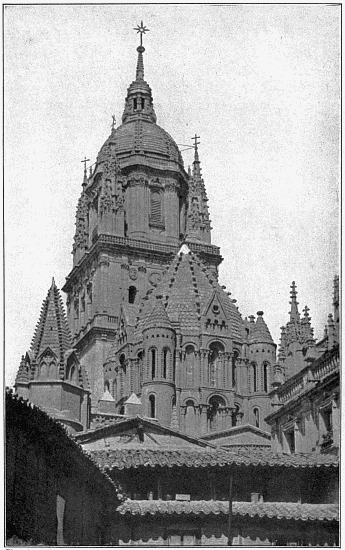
[98,119,184,168]
[96,44,184,171]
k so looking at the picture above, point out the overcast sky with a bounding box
[5,4,340,386]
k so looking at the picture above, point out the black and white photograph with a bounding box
[5,4,340,546]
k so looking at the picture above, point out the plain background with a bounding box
[4,4,340,386]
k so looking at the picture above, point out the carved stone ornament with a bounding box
[149,272,162,287]
[129,267,138,281]
[99,180,114,215]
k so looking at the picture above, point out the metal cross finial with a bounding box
[111,115,116,130]
[134,21,150,47]
[81,156,90,175]
[192,134,200,150]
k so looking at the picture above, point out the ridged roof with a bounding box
[29,279,73,363]
[116,500,338,522]
[89,447,339,471]
[136,248,243,341]
[250,311,274,344]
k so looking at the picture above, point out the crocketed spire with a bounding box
[289,281,300,323]
[186,137,212,244]
[15,355,29,385]
[30,278,73,364]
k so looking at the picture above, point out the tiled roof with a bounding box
[250,312,274,344]
[116,500,339,522]
[89,447,338,471]
[136,249,243,341]
[6,389,122,499]
[143,295,173,330]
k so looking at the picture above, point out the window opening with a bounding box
[128,286,137,304]
[149,394,155,418]
[151,349,156,379]
[150,190,162,224]
[252,363,257,392]
[163,349,169,378]
[263,362,269,393]
[232,352,238,389]
[253,408,260,428]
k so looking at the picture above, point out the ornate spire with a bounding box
[81,156,89,188]
[122,21,156,124]
[73,169,89,260]
[134,21,149,81]
[15,355,29,385]
[30,279,73,367]
[289,281,300,322]
[186,135,212,244]
[192,133,201,180]
[300,305,315,345]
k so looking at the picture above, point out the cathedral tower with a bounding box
[62,24,222,409]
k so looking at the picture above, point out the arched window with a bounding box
[150,349,156,379]
[185,345,195,387]
[185,400,196,434]
[208,395,226,431]
[232,404,240,427]
[209,342,224,387]
[112,379,117,400]
[137,351,143,392]
[253,408,260,428]
[119,405,125,415]
[128,286,137,304]
[232,351,239,389]
[163,349,169,379]
[49,361,57,379]
[40,361,48,380]
[120,354,126,374]
[263,362,269,393]
[150,189,162,225]
[149,394,156,418]
[251,363,258,392]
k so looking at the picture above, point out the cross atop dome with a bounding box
[134,21,150,48]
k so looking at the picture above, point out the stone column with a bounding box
[332,397,340,448]
[200,404,209,435]
[180,405,186,433]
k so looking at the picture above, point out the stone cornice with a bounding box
[63,235,222,292]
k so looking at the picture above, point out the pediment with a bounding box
[202,290,229,332]
[37,346,58,363]
[201,423,271,448]
[76,416,216,452]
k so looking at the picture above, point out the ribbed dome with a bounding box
[96,41,184,171]
[98,119,183,168]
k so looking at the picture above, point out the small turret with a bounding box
[142,295,176,427]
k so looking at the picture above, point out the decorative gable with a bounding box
[203,291,229,333]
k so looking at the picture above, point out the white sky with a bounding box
[4,4,340,387]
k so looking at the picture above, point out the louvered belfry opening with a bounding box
[150,189,162,224]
